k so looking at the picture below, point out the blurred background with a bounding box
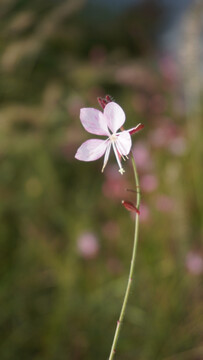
[0,0,202,359]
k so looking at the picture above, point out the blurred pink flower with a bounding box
[159,55,178,86]
[102,164,127,199]
[77,232,99,260]
[75,101,142,174]
[155,195,174,213]
[132,141,153,171]
[149,120,180,148]
[140,174,158,193]
[168,136,187,156]
[139,203,151,223]
[66,95,84,118]
[148,94,166,115]
[130,202,150,223]
[186,252,203,275]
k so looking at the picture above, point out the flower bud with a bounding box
[129,124,144,135]
[122,200,140,214]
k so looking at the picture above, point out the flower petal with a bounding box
[104,102,126,133]
[80,108,109,136]
[75,139,108,161]
[116,131,132,156]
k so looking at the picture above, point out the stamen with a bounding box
[106,95,114,103]
[116,138,129,161]
[112,141,125,175]
[101,142,111,173]
[97,97,105,109]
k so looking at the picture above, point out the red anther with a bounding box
[102,98,108,108]
[129,124,144,135]
[122,200,140,214]
[97,97,105,109]
[97,95,113,109]
[105,94,114,103]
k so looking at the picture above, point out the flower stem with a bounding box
[108,152,140,360]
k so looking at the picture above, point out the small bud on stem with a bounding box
[122,200,140,214]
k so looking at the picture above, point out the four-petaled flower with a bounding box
[75,101,143,174]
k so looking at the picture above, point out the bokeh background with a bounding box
[0,0,202,359]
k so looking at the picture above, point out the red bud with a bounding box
[129,124,144,135]
[122,200,140,214]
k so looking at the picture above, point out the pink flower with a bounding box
[186,251,203,275]
[75,101,142,174]
[155,195,174,213]
[77,232,99,260]
[102,164,127,199]
[140,174,158,193]
[132,141,153,171]
[139,203,150,223]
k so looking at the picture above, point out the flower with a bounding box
[77,232,99,260]
[75,101,143,174]
[186,251,203,275]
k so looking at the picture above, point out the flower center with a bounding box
[109,134,117,142]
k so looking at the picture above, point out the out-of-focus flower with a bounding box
[168,136,187,156]
[75,101,142,174]
[186,251,203,275]
[140,203,150,223]
[155,195,175,213]
[159,55,178,86]
[140,174,158,193]
[66,95,84,118]
[149,120,180,148]
[132,141,153,171]
[77,232,99,260]
[115,64,157,91]
[148,94,166,115]
[102,164,128,199]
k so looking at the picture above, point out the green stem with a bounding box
[108,152,140,360]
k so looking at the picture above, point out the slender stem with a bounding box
[108,152,140,360]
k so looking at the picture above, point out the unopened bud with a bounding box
[129,124,144,135]
[122,200,140,214]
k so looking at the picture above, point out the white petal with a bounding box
[75,139,108,162]
[116,131,132,156]
[80,108,109,136]
[104,102,126,133]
